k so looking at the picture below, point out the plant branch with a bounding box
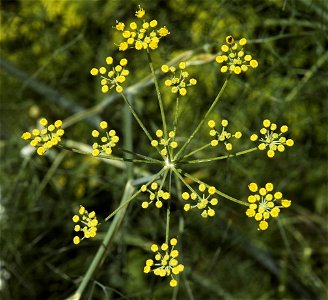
[146,49,168,138]
[174,77,230,161]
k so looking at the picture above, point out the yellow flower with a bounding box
[252,119,294,158]
[246,182,291,230]
[115,21,125,31]
[90,57,129,94]
[207,119,242,151]
[140,181,170,209]
[161,62,196,96]
[182,183,219,218]
[72,205,99,245]
[115,7,169,51]
[90,121,119,157]
[144,238,184,287]
[135,5,145,18]
[216,36,258,74]
[21,118,64,155]
[151,129,179,158]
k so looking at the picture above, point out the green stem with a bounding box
[158,169,169,199]
[183,172,249,206]
[183,143,211,159]
[121,92,153,142]
[123,96,134,180]
[58,144,159,164]
[146,49,168,138]
[117,147,162,163]
[180,147,258,164]
[104,167,165,221]
[173,96,180,134]
[172,168,199,197]
[165,169,173,244]
[174,77,230,161]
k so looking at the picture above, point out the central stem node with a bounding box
[164,157,175,169]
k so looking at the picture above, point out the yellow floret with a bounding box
[234,131,242,139]
[220,66,228,73]
[281,199,291,207]
[184,204,191,211]
[267,149,275,158]
[170,238,177,246]
[116,85,123,93]
[208,186,216,195]
[286,139,294,147]
[73,236,80,245]
[90,68,98,76]
[199,183,206,192]
[182,192,189,200]
[158,26,169,36]
[211,140,219,146]
[141,202,149,209]
[150,20,157,27]
[280,125,288,133]
[170,141,178,148]
[119,42,129,51]
[37,147,46,155]
[156,129,163,137]
[161,243,168,251]
[221,45,229,52]
[129,22,137,30]
[106,57,113,65]
[262,119,270,127]
[115,22,125,31]
[92,149,100,157]
[135,6,145,18]
[189,78,197,85]
[274,191,283,199]
[234,66,241,74]
[248,182,258,192]
[239,38,247,46]
[225,143,232,151]
[208,120,216,128]
[21,132,32,140]
[179,88,187,96]
[250,60,258,68]
[259,220,268,230]
[101,85,109,93]
[221,119,228,127]
[179,62,186,69]
[265,183,274,191]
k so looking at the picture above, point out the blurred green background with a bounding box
[1,0,327,299]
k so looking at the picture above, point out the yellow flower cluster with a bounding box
[115,6,169,51]
[216,36,258,74]
[250,119,294,158]
[72,205,99,244]
[140,182,170,209]
[144,238,184,287]
[151,129,178,156]
[246,182,291,230]
[208,119,242,151]
[161,62,197,96]
[90,56,129,93]
[21,118,64,155]
[91,121,119,157]
[182,183,218,218]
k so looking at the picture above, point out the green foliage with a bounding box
[1,0,327,299]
